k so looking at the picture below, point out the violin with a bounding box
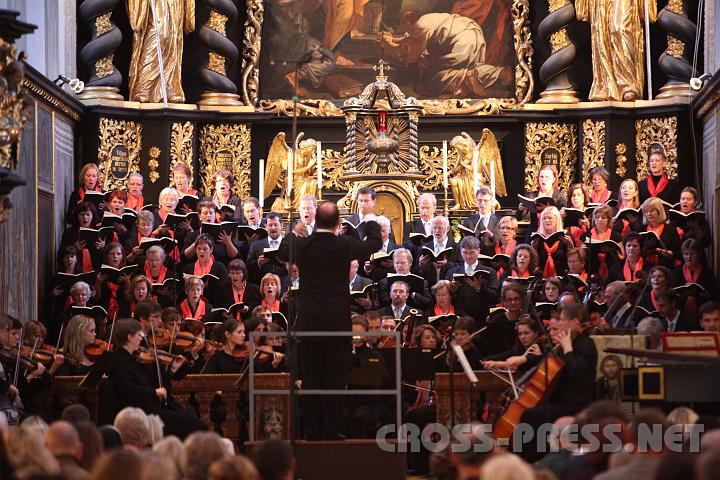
[133,346,180,366]
[230,342,280,362]
[84,339,111,361]
[148,327,172,350]
[0,345,38,371]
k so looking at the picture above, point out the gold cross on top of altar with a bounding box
[373,59,391,79]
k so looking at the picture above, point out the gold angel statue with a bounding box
[448,129,507,210]
[263,132,319,212]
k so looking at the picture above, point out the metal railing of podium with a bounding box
[248,330,402,442]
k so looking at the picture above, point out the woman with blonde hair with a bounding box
[531,206,573,278]
[259,273,282,313]
[58,315,97,375]
[614,178,643,237]
[641,196,681,268]
[66,162,102,224]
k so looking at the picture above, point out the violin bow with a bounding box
[13,321,27,386]
[149,321,164,396]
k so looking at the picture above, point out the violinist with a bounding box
[119,275,152,318]
[57,315,96,376]
[482,318,547,374]
[22,321,65,377]
[176,317,212,373]
[255,322,286,373]
[218,260,261,321]
[107,317,207,439]
[179,276,212,323]
[202,318,248,374]
[479,282,528,357]
[445,316,482,371]
[0,315,51,421]
[518,304,597,462]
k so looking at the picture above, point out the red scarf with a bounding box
[145,263,167,283]
[181,298,206,320]
[496,240,516,255]
[590,188,610,204]
[569,225,587,246]
[78,186,100,200]
[81,248,93,272]
[433,304,455,316]
[194,256,215,277]
[646,224,665,266]
[126,194,144,211]
[511,269,530,278]
[262,298,280,312]
[591,227,612,280]
[542,241,560,278]
[683,264,702,317]
[107,282,119,322]
[623,257,643,282]
[647,174,669,197]
[650,290,660,311]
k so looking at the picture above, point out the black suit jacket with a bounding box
[378,275,433,310]
[346,213,398,243]
[444,263,499,324]
[418,239,458,286]
[350,274,375,314]
[462,213,500,236]
[364,241,401,282]
[247,236,289,283]
[278,222,382,332]
[379,304,413,319]
[108,347,162,412]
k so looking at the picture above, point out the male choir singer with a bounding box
[278,202,382,440]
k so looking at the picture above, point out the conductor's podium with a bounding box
[435,372,509,427]
[49,373,291,442]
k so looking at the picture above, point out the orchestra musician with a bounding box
[518,304,597,462]
[107,317,207,439]
[57,315,97,376]
[482,317,547,374]
[201,318,248,374]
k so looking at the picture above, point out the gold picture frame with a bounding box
[240,0,534,116]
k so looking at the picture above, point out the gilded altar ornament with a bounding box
[263,132,319,212]
[127,0,195,103]
[199,123,251,198]
[169,121,194,186]
[524,122,577,192]
[97,117,143,191]
[615,143,628,178]
[448,130,507,211]
[576,0,656,101]
[0,42,32,169]
[635,117,678,180]
[581,120,606,184]
[148,146,161,183]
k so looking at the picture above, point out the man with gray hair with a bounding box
[403,193,437,257]
[445,236,499,323]
[418,215,458,286]
[377,248,432,309]
[462,186,500,242]
[603,281,634,329]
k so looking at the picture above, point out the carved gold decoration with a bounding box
[548,0,565,11]
[95,13,112,36]
[199,123,251,198]
[524,122,577,192]
[208,52,226,75]
[418,145,447,191]
[666,37,684,58]
[550,30,571,52]
[635,117,678,180]
[148,146,161,183]
[95,55,114,79]
[615,143,628,178]
[22,76,81,121]
[337,180,419,223]
[0,40,31,169]
[243,0,534,115]
[581,120,606,185]
[169,122,194,186]
[208,11,227,35]
[97,117,142,191]
[240,0,264,106]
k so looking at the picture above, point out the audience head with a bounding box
[183,432,229,480]
[44,420,83,460]
[153,436,187,479]
[91,449,141,480]
[114,407,150,451]
[75,420,104,471]
[61,403,92,424]
[250,440,295,480]
[208,455,259,480]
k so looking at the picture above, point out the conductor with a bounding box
[278,201,382,440]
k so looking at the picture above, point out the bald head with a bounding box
[45,420,82,460]
[316,202,340,229]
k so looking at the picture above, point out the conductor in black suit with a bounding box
[278,202,382,439]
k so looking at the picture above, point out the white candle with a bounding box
[287,149,293,202]
[317,141,322,196]
[258,159,265,208]
[472,146,479,193]
[490,158,496,199]
[442,141,448,189]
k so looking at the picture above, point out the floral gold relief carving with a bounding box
[199,123,251,198]
[615,143,628,178]
[581,120,606,185]
[97,117,142,191]
[635,117,678,180]
[170,122,194,186]
[524,122,577,192]
[148,146,161,183]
